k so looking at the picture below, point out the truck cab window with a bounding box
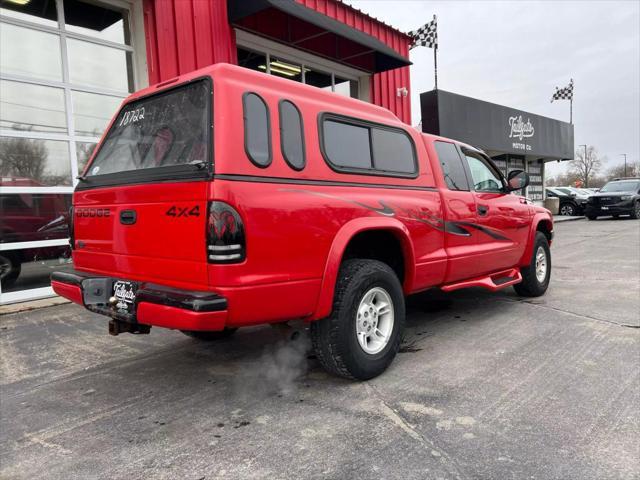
[434,141,469,190]
[464,154,504,192]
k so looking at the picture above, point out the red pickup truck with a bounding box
[52,64,553,380]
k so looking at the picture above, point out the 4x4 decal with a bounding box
[166,205,201,218]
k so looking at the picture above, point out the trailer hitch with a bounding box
[108,320,151,336]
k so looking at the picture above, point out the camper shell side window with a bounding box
[243,92,272,168]
[318,113,418,178]
[278,99,306,171]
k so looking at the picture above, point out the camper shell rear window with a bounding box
[78,77,212,189]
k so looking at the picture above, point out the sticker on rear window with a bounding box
[119,107,145,127]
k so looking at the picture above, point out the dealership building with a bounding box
[0,0,572,305]
[420,90,575,202]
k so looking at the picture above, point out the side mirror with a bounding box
[507,170,529,191]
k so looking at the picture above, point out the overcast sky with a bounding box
[350,0,640,178]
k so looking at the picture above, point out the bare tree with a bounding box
[569,146,603,188]
[546,171,581,187]
[607,161,640,180]
[0,135,47,183]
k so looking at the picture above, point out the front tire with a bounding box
[630,201,640,220]
[514,232,551,297]
[181,328,237,341]
[559,203,576,216]
[311,259,405,380]
[587,215,597,220]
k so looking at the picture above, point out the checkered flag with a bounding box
[409,16,437,50]
[551,79,573,102]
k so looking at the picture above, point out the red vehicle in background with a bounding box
[1,178,70,289]
[52,64,553,379]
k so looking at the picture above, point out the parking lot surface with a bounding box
[1,218,639,480]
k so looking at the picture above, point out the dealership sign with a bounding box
[420,90,574,159]
[508,115,535,151]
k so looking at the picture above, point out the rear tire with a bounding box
[514,232,551,297]
[631,201,640,219]
[0,252,21,289]
[587,215,597,221]
[311,259,405,380]
[181,328,237,341]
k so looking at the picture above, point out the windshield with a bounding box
[86,78,211,177]
[600,180,640,193]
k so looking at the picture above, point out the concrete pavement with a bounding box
[1,218,639,480]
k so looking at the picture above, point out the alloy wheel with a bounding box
[535,246,548,283]
[355,287,394,355]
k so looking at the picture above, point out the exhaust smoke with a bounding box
[235,328,311,398]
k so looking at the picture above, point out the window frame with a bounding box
[242,91,272,169]
[318,112,419,179]
[235,30,366,100]
[460,147,507,193]
[278,99,306,171]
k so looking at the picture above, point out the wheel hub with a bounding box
[535,246,547,283]
[356,287,394,355]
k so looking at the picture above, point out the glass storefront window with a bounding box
[75,141,97,173]
[237,47,358,97]
[0,0,58,28]
[334,76,359,98]
[67,38,132,91]
[63,0,129,44]
[0,80,67,133]
[0,245,72,293]
[269,57,303,82]
[0,23,62,82]
[238,48,267,71]
[1,0,133,303]
[0,192,71,243]
[0,137,72,186]
[72,91,121,137]
[305,68,333,90]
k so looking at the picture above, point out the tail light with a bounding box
[69,206,75,250]
[206,201,245,263]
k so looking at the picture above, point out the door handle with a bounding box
[478,205,489,216]
[120,210,137,225]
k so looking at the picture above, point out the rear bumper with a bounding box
[51,270,228,331]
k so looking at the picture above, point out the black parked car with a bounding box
[585,178,640,220]
[545,187,583,216]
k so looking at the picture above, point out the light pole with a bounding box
[579,144,588,187]
[620,154,627,177]
[579,144,587,160]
